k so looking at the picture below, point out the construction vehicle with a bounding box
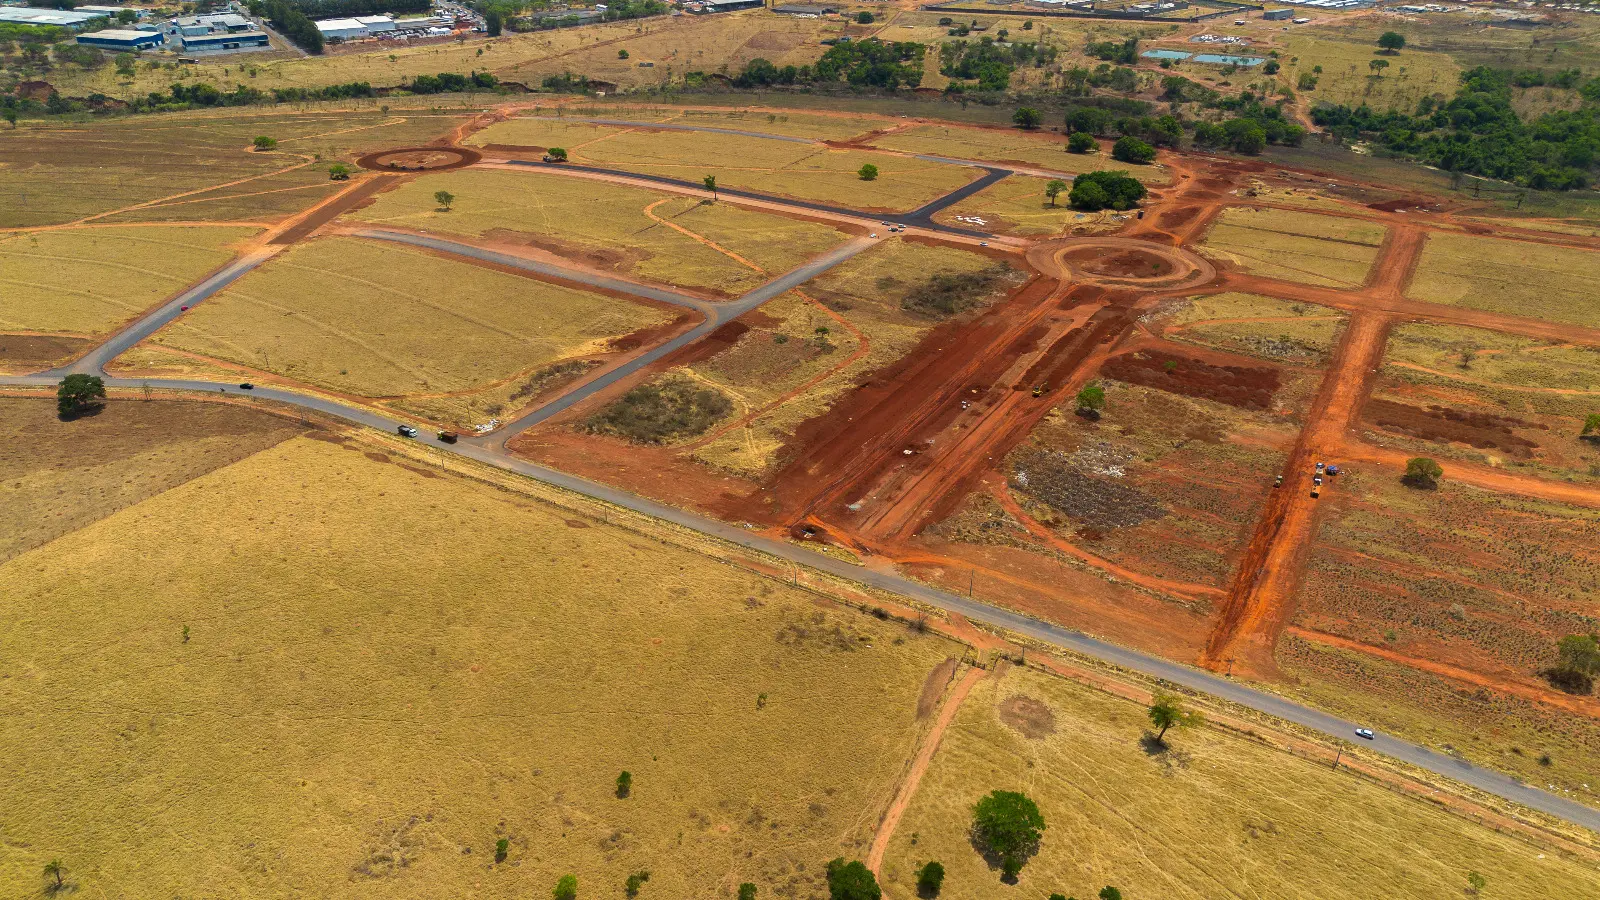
[437,431,459,444]
[1310,487,1320,499]
[1326,464,1341,477]
[1314,461,1325,472]
[1273,474,1283,488]
[1313,475,1323,487]
[1032,382,1047,398]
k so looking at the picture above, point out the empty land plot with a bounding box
[0,398,305,565]
[1364,323,1600,478]
[931,175,1085,236]
[689,239,1021,476]
[0,433,957,898]
[1199,207,1386,288]
[149,236,671,398]
[0,226,260,338]
[865,124,1167,182]
[654,109,889,141]
[1406,232,1600,328]
[1287,470,1600,797]
[876,664,1599,900]
[570,129,979,212]
[465,117,629,149]
[1157,292,1347,366]
[350,168,847,296]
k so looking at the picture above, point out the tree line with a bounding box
[733,40,924,90]
[247,0,324,53]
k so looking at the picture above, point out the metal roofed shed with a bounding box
[180,30,269,51]
[76,28,164,49]
[0,6,106,27]
[355,14,395,31]
[315,16,368,39]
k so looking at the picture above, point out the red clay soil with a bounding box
[354,146,482,172]
[608,315,697,353]
[1364,399,1543,457]
[1102,349,1282,411]
[270,175,400,245]
[1061,246,1175,279]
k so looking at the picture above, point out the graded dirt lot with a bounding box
[1406,231,1600,328]
[1198,206,1388,288]
[865,124,1168,183]
[0,398,306,565]
[0,226,261,350]
[148,236,672,404]
[349,167,850,297]
[1288,468,1600,798]
[0,431,959,899]
[877,664,1600,900]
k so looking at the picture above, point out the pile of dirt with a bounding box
[1365,399,1543,457]
[1010,447,1166,528]
[1102,350,1280,411]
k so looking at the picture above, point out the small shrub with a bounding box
[553,874,578,900]
[826,858,880,900]
[1067,131,1096,153]
[739,884,758,900]
[585,376,733,444]
[914,858,944,895]
[858,163,879,181]
[616,770,632,798]
[625,870,650,896]
[856,10,873,23]
[1100,888,1123,900]
[253,135,277,151]
[494,837,509,862]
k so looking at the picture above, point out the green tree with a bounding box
[1263,59,1280,75]
[553,874,578,900]
[1111,135,1156,164]
[1012,106,1042,129]
[328,163,351,180]
[703,174,717,200]
[915,860,945,897]
[616,770,632,798]
[434,190,455,211]
[114,51,135,76]
[1377,31,1406,53]
[1067,132,1096,153]
[57,373,105,418]
[4,110,17,128]
[1466,871,1487,895]
[1068,170,1146,211]
[1368,58,1390,75]
[738,884,758,900]
[1581,413,1600,436]
[971,790,1045,880]
[1297,71,1318,91]
[619,49,630,59]
[486,10,502,36]
[494,837,509,862]
[858,163,879,181]
[1402,456,1442,489]
[1048,895,1071,900]
[1557,634,1600,674]
[1044,178,1068,207]
[253,135,277,151]
[856,10,874,23]
[826,858,881,900]
[43,859,65,892]
[1075,383,1105,411]
[1147,692,1202,745]
[546,146,568,161]
[625,870,650,896]
[1099,888,1122,900]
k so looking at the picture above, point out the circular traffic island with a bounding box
[356,146,482,172]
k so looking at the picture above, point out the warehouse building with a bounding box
[78,5,143,18]
[0,6,106,27]
[76,27,164,50]
[315,16,370,40]
[181,30,269,51]
[356,14,395,32]
[1262,8,1294,19]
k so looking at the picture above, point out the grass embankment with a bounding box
[0,432,958,898]
[879,663,1600,899]
[149,236,670,404]
[1198,206,1386,288]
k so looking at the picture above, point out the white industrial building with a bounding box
[315,17,369,40]
[0,6,106,27]
[356,14,395,32]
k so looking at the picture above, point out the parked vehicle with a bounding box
[238,382,254,390]
[397,424,418,438]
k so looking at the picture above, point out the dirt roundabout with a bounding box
[355,146,482,172]
[1033,237,1217,292]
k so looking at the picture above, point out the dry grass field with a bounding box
[866,125,1168,183]
[349,168,849,296]
[1158,292,1347,366]
[500,108,890,142]
[1280,30,1462,112]
[1406,232,1600,328]
[0,225,260,339]
[1198,206,1386,288]
[688,239,1021,476]
[877,663,1600,900]
[0,430,959,898]
[931,175,1087,237]
[1287,469,1600,800]
[148,236,670,401]
[562,129,979,212]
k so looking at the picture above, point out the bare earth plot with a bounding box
[0,226,261,369]
[877,664,1598,899]
[865,124,1168,182]
[1285,469,1600,801]
[0,433,958,898]
[349,167,850,297]
[147,236,672,416]
[1198,207,1387,288]
[1406,232,1600,329]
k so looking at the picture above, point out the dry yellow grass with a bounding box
[1198,206,1386,288]
[1163,292,1346,364]
[0,226,260,335]
[932,175,1084,236]
[1406,232,1600,328]
[1281,31,1462,113]
[349,168,848,296]
[0,433,958,898]
[866,124,1170,184]
[465,117,628,149]
[878,664,1600,900]
[150,236,670,398]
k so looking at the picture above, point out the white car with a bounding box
[1355,728,1375,740]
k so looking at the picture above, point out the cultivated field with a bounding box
[1364,322,1600,479]
[1289,468,1600,797]
[148,236,671,403]
[0,226,260,350]
[1406,232,1600,328]
[877,664,1600,899]
[349,168,850,297]
[866,124,1168,182]
[0,431,960,898]
[1198,206,1386,288]
[931,175,1087,236]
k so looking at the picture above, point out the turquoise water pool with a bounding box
[1193,53,1265,66]
[1141,49,1192,60]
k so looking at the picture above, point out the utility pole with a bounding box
[968,568,975,597]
